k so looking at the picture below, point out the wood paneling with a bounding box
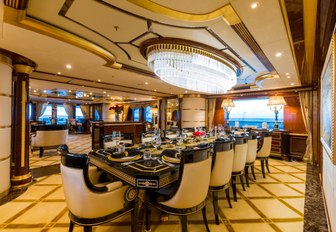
[283,95,306,133]
[212,98,224,126]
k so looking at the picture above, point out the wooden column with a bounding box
[11,64,34,188]
[0,54,13,198]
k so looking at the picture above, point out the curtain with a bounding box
[64,104,74,119]
[123,105,130,121]
[36,102,48,120]
[80,105,89,118]
[207,99,216,130]
[299,91,313,162]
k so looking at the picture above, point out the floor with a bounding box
[0,134,328,231]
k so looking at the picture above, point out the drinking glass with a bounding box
[151,134,162,150]
[113,131,121,145]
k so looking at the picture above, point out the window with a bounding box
[57,105,68,125]
[228,98,284,129]
[144,106,152,123]
[38,104,52,124]
[94,109,100,121]
[133,108,139,122]
[75,105,84,122]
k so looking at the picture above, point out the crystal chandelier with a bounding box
[140,38,242,94]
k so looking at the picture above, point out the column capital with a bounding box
[13,64,34,75]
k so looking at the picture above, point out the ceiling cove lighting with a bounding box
[140,38,242,94]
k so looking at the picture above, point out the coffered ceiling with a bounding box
[1,0,313,103]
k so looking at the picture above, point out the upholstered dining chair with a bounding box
[60,147,138,232]
[231,136,248,202]
[209,140,234,225]
[145,146,212,232]
[244,134,259,187]
[256,134,272,178]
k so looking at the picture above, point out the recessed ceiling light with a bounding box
[285,72,289,75]
[66,64,72,69]
[251,2,259,9]
[134,97,137,100]
[154,89,157,92]
[29,86,31,89]
[68,90,72,93]
[98,79,101,82]
[91,97,94,100]
[57,72,61,75]
[291,82,295,86]
[185,90,188,93]
[275,52,282,57]
[43,90,47,93]
[287,76,291,78]
[89,92,93,95]
[107,94,110,96]
[33,90,37,93]
[103,91,106,94]
[145,82,148,85]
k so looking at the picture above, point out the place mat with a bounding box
[107,152,142,162]
[162,155,180,164]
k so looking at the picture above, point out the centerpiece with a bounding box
[109,105,124,122]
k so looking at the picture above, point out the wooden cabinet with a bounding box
[288,134,307,160]
[270,130,289,159]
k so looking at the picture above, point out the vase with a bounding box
[115,113,120,122]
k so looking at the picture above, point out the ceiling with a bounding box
[0,0,312,103]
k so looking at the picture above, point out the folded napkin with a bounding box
[127,148,143,156]
[111,152,126,159]
[161,149,179,158]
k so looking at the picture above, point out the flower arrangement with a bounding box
[109,105,124,114]
[193,131,206,137]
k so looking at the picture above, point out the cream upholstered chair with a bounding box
[256,134,272,178]
[244,134,258,187]
[145,147,212,232]
[209,140,234,225]
[231,136,248,201]
[59,146,138,232]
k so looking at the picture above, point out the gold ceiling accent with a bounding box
[3,6,122,69]
[126,0,241,24]
[255,73,280,88]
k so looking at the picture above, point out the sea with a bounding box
[227,118,284,130]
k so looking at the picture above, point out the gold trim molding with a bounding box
[0,93,13,98]
[126,0,241,24]
[0,125,11,129]
[3,6,122,69]
[255,73,280,88]
[11,172,32,182]
[13,64,34,75]
[0,156,10,162]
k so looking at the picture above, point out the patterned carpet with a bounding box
[0,134,307,231]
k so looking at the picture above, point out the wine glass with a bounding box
[113,131,121,145]
[151,134,162,150]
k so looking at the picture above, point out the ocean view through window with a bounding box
[227,98,284,129]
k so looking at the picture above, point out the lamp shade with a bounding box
[221,99,235,108]
[267,96,286,106]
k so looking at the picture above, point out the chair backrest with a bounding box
[60,153,125,218]
[210,140,234,187]
[161,147,212,209]
[257,136,272,158]
[232,137,248,173]
[246,139,258,163]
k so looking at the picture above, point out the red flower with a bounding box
[109,105,124,114]
[193,131,205,136]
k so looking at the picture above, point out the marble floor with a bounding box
[0,134,328,231]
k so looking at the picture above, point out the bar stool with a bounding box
[244,133,258,187]
[209,139,234,225]
[256,134,272,178]
[231,136,248,201]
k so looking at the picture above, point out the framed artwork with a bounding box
[320,34,336,164]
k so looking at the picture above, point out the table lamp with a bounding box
[267,96,286,130]
[221,99,235,127]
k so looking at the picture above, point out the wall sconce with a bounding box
[267,96,286,130]
[221,99,235,126]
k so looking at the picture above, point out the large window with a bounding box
[38,104,52,124]
[56,105,68,125]
[144,106,152,123]
[133,108,139,122]
[228,98,284,129]
[75,105,84,122]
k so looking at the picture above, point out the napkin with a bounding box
[161,149,179,158]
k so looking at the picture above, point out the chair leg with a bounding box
[266,158,270,173]
[202,206,210,232]
[212,192,219,225]
[39,147,44,158]
[68,220,74,232]
[145,202,151,232]
[84,226,92,232]
[131,207,137,232]
[232,176,237,202]
[260,159,266,178]
[181,215,188,232]
[244,166,250,188]
[225,188,232,208]
[251,165,256,180]
[239,174,246,191]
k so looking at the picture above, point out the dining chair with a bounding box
[231,136,248,201]
[244,134,258,187]
[256,134,272,178]
[60,147,138,232]
[145,146,212,232]
[209,140,234,225]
